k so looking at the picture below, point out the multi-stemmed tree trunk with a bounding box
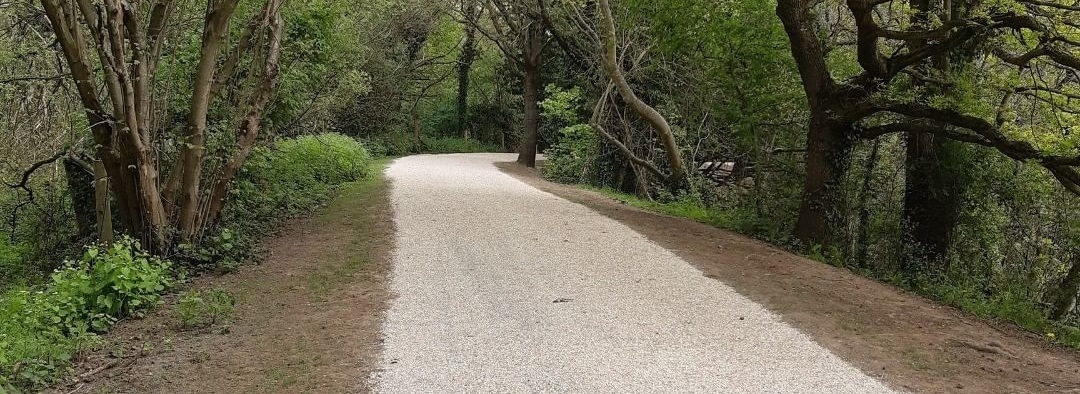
[594,0,688,190]
[40,0,286,251]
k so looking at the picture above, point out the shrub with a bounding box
[420,136,498,154]
[204,133,371,270]
[0,238,171,391]
[0,240,29,291]
[542,124,598,184]
[361,133,417,157]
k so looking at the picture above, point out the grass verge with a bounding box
[588,185,1080,349]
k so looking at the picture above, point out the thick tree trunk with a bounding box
[457,0,477,139]
[902,133,962,277]
[900,0,964,281]
[793,110,854,247]
[518,59,540,167]
[1051,256,1080,321]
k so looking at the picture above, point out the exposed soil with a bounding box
[50,172,394,394]
[499,161,1080,394]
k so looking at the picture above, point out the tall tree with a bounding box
[472,0,550,167]
[776,0,1080,249]
[900,0,966,276]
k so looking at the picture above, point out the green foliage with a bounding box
[178,228,242,273]
[0,238,171,391]
[0,240,28,290]
[925,282,1080,347]
[542,124,598,184]
[420,136,498,154]
[43,238,172,334]
[209,133,372,270]
[0,184,82,290]
[361,133,418,157]
[591,186,775,240]
[175,289,235,331]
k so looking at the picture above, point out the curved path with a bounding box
[372,153,897,393]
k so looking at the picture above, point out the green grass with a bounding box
[305,160,391,299]
[924,283,1080,347]
[580,185,1080,349]
[175,289,235,331]
[588,187,775,239]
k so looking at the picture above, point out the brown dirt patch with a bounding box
[51,172,394,394]
[499,162,1080,394]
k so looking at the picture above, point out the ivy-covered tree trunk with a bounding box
[899,0,965,280]
[793,109,854,247]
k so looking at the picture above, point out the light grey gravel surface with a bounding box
[372,153,898,394]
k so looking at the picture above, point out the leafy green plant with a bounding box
[178,228,243,273]
[0,238,170,391]
[43,237,172,333]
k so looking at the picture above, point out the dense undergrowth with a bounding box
[0,133,373,392]
[587,186,1080,348]
[360,134,500,157]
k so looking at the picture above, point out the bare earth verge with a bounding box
[499,161,1080,394]
[51,172,394,394]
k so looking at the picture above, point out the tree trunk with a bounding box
[517,26,542,167]
[596,0,687,189]
[93,160,113,244]
[203,0,285,231]
[793,109,854,247]
[177,0,241,243]
[902,133,962,278]
[854,139,881,267]
[457,0,477,139]
[899,0,965,282]
[1051,256,1080,321]
[63,157,96,240]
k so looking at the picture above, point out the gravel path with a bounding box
[372,153,898,394]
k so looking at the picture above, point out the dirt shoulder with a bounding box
[499,162,1080,394]
[53,170,394,394]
